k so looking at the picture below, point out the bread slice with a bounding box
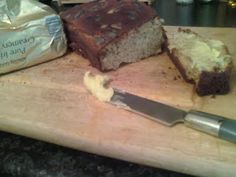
[61,0,166,71]
[168,28,233,96]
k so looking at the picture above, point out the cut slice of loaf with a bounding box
[168,28,233,96]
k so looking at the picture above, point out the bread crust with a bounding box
[167,28,233,96]
[167,48,195,84]
[197,70,231,96]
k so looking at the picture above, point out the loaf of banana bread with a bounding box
[61,0,166,71]
[168,28,233,96]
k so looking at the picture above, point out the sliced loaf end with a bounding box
[100,17,165,71]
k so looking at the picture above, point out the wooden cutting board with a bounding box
[0,26,236,177]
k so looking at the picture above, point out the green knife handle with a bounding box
[184,110,236,143]
[218,119,236,143]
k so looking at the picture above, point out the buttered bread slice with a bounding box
[168,28,233,96]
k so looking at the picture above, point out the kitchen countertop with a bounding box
[0,1,235,177]
[0,131,192,177]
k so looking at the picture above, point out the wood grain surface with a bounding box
[0,26,235,177]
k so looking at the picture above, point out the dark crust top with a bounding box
[61,0,157,57]
[61,0,157,35]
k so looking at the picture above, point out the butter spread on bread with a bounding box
[168,28,233,96]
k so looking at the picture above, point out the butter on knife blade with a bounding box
[83,71,114,102]
[83,72,236,143]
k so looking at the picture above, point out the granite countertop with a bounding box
[0,131,192,177]
[0,0,235,177]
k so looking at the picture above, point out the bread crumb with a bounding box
[211,95,216,99]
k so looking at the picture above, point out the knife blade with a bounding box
[110,89,236,143]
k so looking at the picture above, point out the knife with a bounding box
[110,89,236,143]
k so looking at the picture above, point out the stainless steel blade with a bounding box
[110,89,187,126]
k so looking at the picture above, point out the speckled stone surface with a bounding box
[0,131,194,177]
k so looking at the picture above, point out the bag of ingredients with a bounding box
[0,0,67,74]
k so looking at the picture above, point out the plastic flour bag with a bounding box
[0,0,67,74]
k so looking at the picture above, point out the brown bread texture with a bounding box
[61,0,165,71]
[167,28,233,96]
